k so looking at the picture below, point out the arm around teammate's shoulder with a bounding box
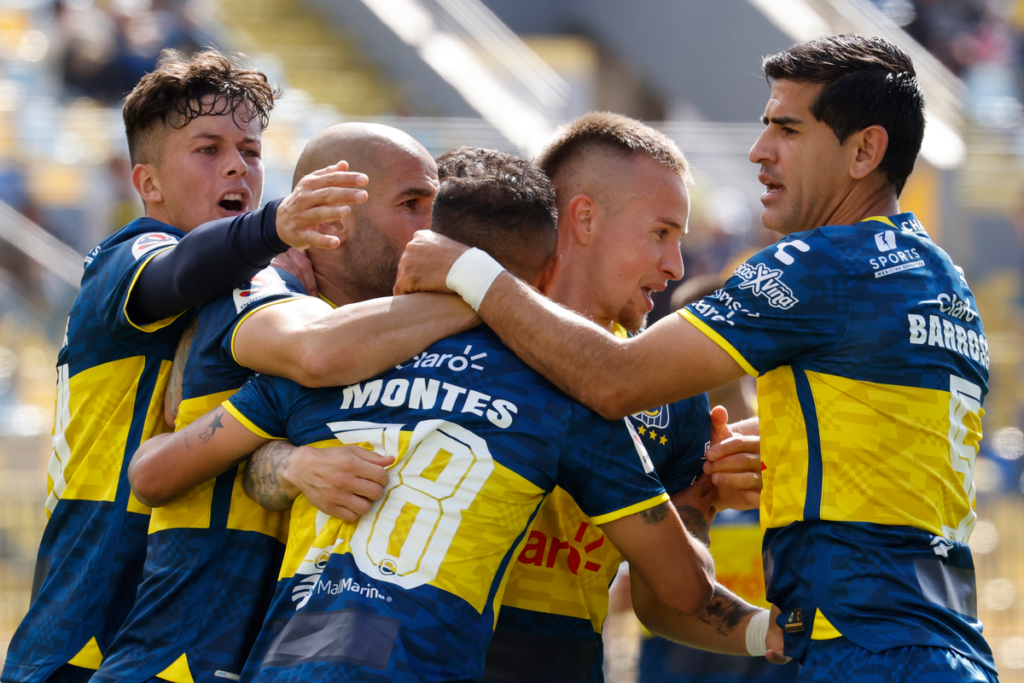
[234,293,478,388]
[480,274,747,419]
[600,502,715,616]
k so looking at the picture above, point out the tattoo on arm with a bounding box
[639,502,670,525]
[675,504,711,547]
[198,409,226,444]
[695,587,758,637]
[243,440,297,511]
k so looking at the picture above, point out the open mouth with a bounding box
[219,193,245,212]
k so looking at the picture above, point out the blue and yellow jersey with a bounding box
[225,327,668,683]
[3,221,192,683]
[638,510,799,683]
[682,213,994,671]
[486,320,711,683]
[94,267,307,683]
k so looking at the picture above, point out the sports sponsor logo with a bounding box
[131,232,178,260]
[232,268,290,313]
[516,521,605,575]
[907,313,989,369]
[875,230,897,252]
[927,292,978,322]
[631,406,670,430]
[734,262,799,310]
[869,246,922,278]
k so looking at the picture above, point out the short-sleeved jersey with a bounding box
[226,327,668,683]
[485,324,711,683]
[682,213,994,672]
[3,220,192,683]
[95,267,307,683]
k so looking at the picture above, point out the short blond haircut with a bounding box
[536,112,692,188]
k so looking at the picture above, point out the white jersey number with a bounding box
[944,375,982,543]
[327,419,494,589]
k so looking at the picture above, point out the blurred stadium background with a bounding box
[0,0,1022,679]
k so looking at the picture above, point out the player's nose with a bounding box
[749,128,774,166]
[661,243,684,281]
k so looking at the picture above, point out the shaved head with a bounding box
[293,122,438,304]
[292,122,428,188]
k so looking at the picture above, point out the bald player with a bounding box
[94,123,477,683]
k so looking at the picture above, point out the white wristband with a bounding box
[446,248,506,312]
[745,609,770,657]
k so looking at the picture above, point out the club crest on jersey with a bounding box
[131,232,178,260]
[233,269,289,313]
[631,406,670,430]
[734,262,799,310]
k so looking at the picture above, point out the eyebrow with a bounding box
[396,186,436,200]
[761,115,802,127]
[658,218,684,231]
[190,133,260,144]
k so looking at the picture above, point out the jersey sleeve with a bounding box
[658,393,712,495]
[223,374,291,440]
[680,231,850,376]
[219,266,310,362]
[98,232,183,334]
[557,402,669,525]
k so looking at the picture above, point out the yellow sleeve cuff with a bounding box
[122,248,186,333]
[223,400,285,440]
[679,308,758,377]
[590,492,670,526]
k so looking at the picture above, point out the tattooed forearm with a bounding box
[695,586,759,637]
[197,409,226,444]
[675,504,711,547]
[639,502,670,525]
[243,440,297,511]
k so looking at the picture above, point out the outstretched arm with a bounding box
[233,293,478,388]
[129,406,269,507]
[127,162,368,326]
[394,232,745,419]
[243,441,392,521]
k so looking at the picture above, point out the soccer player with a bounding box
[473,116,773,683]
[125,149,715,683]
[93,122,476,683]
[394,35,996,681]
[2,50,370,683]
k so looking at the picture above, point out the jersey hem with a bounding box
[123,248,187,333]
[223,400,285,440]
[229,297,309,366]
[590,491,669,526]
[678,309,758,376]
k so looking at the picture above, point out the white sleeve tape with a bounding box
[446,248,506,312]
[745,609,770,657]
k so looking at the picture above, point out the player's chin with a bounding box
[617,304,648,334]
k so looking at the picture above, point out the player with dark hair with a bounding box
[123,148,715,683]
[394,35,996,682]
[91,123,476,683]
[2,49,381,683]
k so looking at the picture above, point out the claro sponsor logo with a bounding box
[517,521,605,575]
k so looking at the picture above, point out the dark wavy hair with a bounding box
[433,147,557,280]
[123,48,279,165]
[762,34,925,195]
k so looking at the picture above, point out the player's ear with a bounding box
[533,253,561,295]
[849,125,888,182]
[566,194,595,246]
[132,163,163,205]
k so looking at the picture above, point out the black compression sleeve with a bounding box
[126,198,288,326]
